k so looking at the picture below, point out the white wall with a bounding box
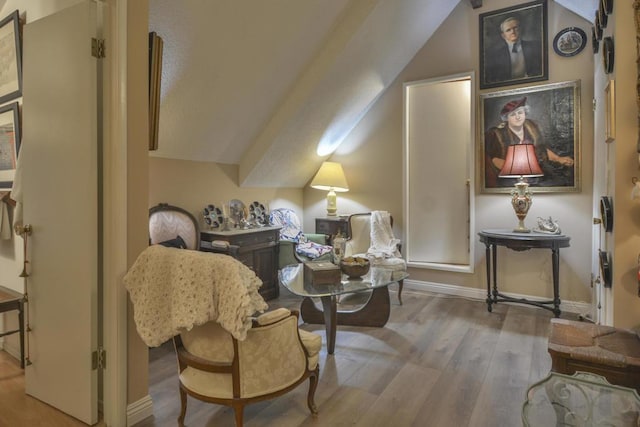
[304,0,596,308]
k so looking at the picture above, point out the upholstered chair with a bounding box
[148,203,200,250]
[174,307,321,426]
[269,208,332,268]
[344,212,405,304]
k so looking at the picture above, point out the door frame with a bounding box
[102,0,128,425]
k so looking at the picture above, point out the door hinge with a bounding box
[91,38,105,58]
[92,347,106,370]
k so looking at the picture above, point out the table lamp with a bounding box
[310,161,349,216]
[498,144,543,233]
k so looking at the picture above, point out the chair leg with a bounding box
[397,279,404,305]
[307,367,319,415]
[178,386,187,426]
[233,403,245,427]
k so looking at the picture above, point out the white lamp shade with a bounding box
[310,161,349,192]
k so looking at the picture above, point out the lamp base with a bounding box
[510,179,533,233]
[326,189,337,216]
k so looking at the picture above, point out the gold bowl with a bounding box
[340,256,370,279]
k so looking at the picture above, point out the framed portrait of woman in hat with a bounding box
[480,80,580,193]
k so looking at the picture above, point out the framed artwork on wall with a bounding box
[0,10,22,105]
[0,102,20,189]
[480,80,581,193]
[479,0,548,89]
[605,80,615,143]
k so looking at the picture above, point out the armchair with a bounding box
[345,212,406,304]
[149,203,200,250]
[174,307,321,426]
[269,208,332,268]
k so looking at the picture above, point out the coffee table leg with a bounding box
[320,296,337,355]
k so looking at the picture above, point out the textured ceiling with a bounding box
[149,0,595,188]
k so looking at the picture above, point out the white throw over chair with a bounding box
[344,211,406,304]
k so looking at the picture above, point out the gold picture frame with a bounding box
[605,79,615,143]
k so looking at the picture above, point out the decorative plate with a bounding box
[600,196,613,232]
[601,0,613,15]
[553,27,587,57]
[203,204,223,228]
[602,36,614,74]
[249,201,268,226]
[592,27,599,54]
[594,12,603,41]
[599,250,612,288]
[229,199,246,226]
[597,4,608,29]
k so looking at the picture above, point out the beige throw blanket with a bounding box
[124,245,268,347]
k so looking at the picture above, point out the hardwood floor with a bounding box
[0,285,579,426]
[136,286,578,427]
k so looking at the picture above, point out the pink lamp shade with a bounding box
[498,144,543,178]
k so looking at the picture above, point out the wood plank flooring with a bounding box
[0,285,579,426]
[135,286,578,427]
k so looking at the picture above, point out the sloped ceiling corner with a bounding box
[239,0,461,188]
[150,0,597,189]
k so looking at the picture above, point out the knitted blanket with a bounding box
[124,245,268,347]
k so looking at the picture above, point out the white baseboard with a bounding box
[127,394,153,426]
[403,278,592,315]
[0,339,21,361]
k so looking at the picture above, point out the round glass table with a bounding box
[279,263,408,354]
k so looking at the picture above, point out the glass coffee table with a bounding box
[279,263,408,354]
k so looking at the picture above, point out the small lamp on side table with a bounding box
[310,161,349,217]
[499,144,543,233]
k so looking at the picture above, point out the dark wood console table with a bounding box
[478,229,571,317]
[200,227,280,301]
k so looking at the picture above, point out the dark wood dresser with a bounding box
[200,226,280,301]
[315,216,350,244]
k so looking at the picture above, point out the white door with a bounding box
[21,2,99,424]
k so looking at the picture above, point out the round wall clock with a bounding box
[553,27,587,57]
[599,196,613,232]
[602,36,614,74]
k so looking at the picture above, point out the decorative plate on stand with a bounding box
[229,199,246,227]
[203,204,223,229]
[599,250,612,288]
[249,201,268,226]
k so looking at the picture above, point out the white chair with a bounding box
[344,212,405,304]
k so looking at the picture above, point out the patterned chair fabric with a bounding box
[149,203,199,250]
[175,308,320,426]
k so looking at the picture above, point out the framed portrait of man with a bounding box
[479,0,548,89]
[479,80,580,193]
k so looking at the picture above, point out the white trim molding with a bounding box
[126,395,153,426]
[403,278,591,315]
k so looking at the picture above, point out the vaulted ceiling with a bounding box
[148,0,597,188]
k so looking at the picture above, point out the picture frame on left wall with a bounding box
[0,102,20,189]
[0,10,22,105]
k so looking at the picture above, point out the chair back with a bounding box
[149,203,199,250]
[345,213,371,256]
